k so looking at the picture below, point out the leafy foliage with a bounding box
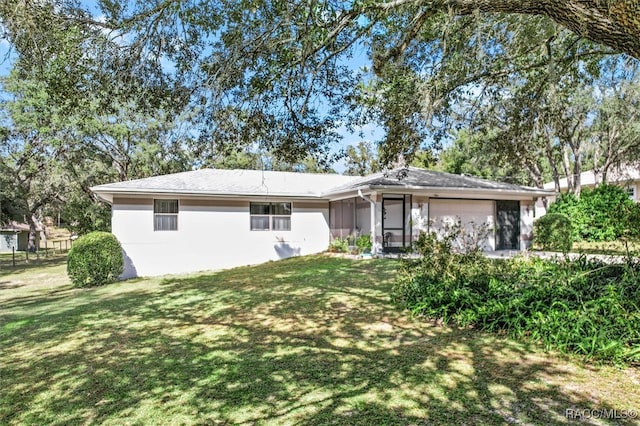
[343,141,380,176]
[621,202,640,243]
[60,192,111,235]
[67,232,123,287]
[549,184,636,242]
[533,213,573,254]
[328,237,350,253]
[355,234,372,254]
[455,47,640,191]
[437,130,528,185]
[393,232,640,364]
[2,0,640,236]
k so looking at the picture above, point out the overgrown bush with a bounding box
[328,237,349,253]
[392,231,640,364]
[548,184,635,242]
[620,202,640,243]
[355,234,372,254]
[440,219,493,252]
[67,231,124,287]
[533,213,573,254]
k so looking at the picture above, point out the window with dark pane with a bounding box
[154,199,178,231]
[250,202,291,231]
[250,203,271,215]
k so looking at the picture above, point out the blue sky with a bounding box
[0,37,15,76]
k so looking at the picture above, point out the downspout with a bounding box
[358,189,378,255]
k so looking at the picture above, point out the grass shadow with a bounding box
[0,254,68,277]
[2,255,639,424]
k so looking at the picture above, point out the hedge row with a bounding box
[392,232,640,364]
[545,184,637,242]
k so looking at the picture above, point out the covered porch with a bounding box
[324,167,553,255]
[328,193,532,254]
[328,192,419,254]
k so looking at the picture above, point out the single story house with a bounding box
[91,167,554,278]
[0,222,41,253]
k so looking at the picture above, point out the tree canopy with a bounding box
[3,0,639,166]
[1,0,640,234]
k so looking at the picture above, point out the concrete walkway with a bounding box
[485,250,633,264]
[329,250,634,264]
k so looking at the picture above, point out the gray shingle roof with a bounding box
[91,166,554,201]
[326,167,550,195]
[91,168,359,197]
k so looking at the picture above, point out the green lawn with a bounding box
[1,255,639,425]
[570,240,640,256]
[532,240,640,256]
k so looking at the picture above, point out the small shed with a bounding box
[0,223,40,252]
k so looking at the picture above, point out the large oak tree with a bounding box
[2,0,640,184]
[3,1,639,144]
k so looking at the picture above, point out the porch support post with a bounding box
[358,189,379,255]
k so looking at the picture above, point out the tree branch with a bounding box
[364,0,640,58]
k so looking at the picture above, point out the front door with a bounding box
[496,200,520,250]
[382,195,411,253]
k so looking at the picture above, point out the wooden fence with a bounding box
[0,238,74,268]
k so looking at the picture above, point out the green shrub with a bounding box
[620,202,640,242]
[328,237,349,253]
[548,184,635,242]
[67,231,124,287]
[392,231,640,364]
[355,234,372,254]
[533,213,573,254]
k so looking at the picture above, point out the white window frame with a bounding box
[627,186,636,201]
[250,202,292,231]
[154,199,179,231]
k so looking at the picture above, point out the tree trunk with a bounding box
[25,214,38,252]
[572,158,582,197]
[544,139,562,192]
[524,160,544,188]
[569,136,583,196]
[438,0,640,58]
[562,146,574,193]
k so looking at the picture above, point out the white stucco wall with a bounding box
[112,197,331,278]
[428,199,496,251]
[411,196,430,240]
[520,200,535,250]
[0,232,18,253]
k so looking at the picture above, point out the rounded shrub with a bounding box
[534,213,573,254]
[547,193,581,241]
[67,231,124,287]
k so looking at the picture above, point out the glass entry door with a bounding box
[382,195,411,253]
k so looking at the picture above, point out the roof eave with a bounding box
[321,184,372,197]
[325,184,555,198]
[90,187,328,201]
